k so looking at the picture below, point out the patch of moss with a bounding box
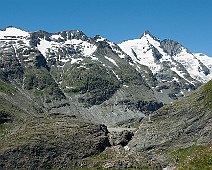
[201,80,212,109]
[0,80,16,94]
[0,123,10,139]
[0,94,31,141]
[24,67,65,101]
[171,145,212,170]
[82,146,161,170]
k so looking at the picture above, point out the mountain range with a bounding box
[0,26,212,126]
[0,26,211,169]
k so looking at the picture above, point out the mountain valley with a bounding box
[0,26,211,169]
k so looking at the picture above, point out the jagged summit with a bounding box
[140,30,159,41]
[142,30,153,37]
[93,35,106,41]
[2,25,20,30]
[1,26,28,33]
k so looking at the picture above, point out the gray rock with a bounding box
[160,39,184,56]
[109,130,134,146]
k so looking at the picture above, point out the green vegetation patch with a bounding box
[62,61,120,105]
[171,145,212,170]
[201,80,212,109]
[0,95,29,140]
[0,79,16,94]
[24,67,65,101]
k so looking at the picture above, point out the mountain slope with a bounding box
[0,113,110,170]
[128,80,212,168]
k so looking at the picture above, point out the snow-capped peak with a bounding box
[119,31,212,83]
[118,32,163,73]
[0,26,29,39]
[93,35,106,42]
[140,30,160,42]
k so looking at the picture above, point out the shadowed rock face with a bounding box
[109,130,134,146]
[0,111,13,124]
[160,39,184,56]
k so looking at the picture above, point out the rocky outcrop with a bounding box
[0,110,13,124]
[160,39,184,56]
[0,113,110,170]
[84,145,162,169]
[117,99,163,113]
[109,130,134,146]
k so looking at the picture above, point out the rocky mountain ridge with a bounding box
[0,26,212,126]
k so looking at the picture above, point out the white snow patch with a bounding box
[71,58,83,64]
[194,53,212,81]
[124,146,130,151]
[37,39,52,57]
[65,39,82,45]
[173,48,212,83]
[129,62,134,66]
[65,39,97,56]
[105,56,118,67]
[112,70,120,80]
[91,56,99,61]
[0,27,29,39]
[83,43,97,56]
[118,37,161,73]
[171,67,194,85]
[51,34,64,40]
[96,36,105,42]
[60,58,70,63]
[172,77,179,82]
[65,86,73,89]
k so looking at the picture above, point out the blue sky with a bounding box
[1,0,212,56]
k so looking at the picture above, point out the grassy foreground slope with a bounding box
[128,80,212,169]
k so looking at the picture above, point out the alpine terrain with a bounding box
[0,26,211,169]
